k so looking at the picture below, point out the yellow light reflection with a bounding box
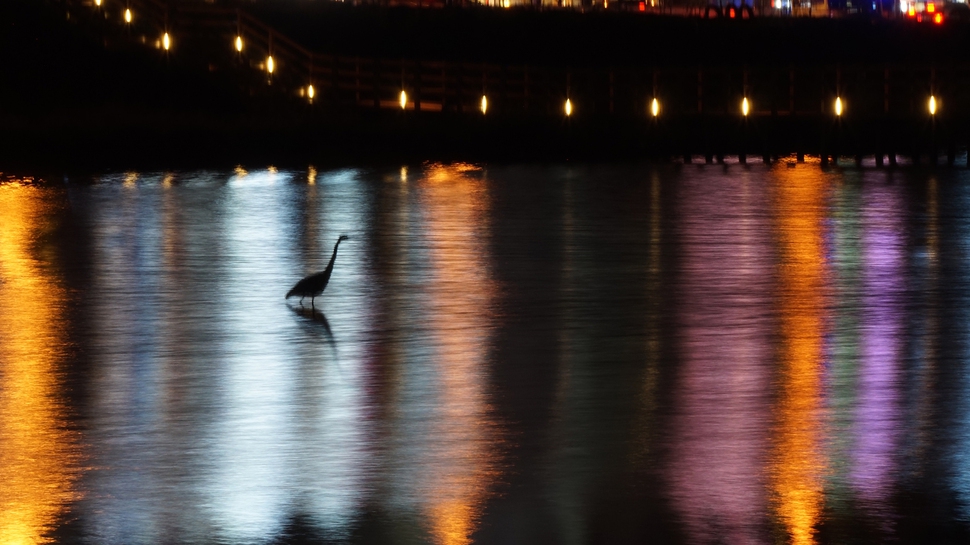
[0,184,81,544]
[420,163,502,545]
[307,165,317,185]
[770,168,828,545]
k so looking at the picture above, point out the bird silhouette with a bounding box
[286,235,349,308]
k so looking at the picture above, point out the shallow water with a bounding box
[2,162,970,544]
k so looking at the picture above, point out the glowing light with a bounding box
[742,97,750,116]
[503,0,511,6]
[124,8,131,23]
[94,0,101,6]
[480,95,488,114]
[927,2,935,12]
[775,0,782,7]
[400,90,408,109]
[266,55,275,74]
[901,0,908,11]
[307,84,315,101]
[565,98,573,117]
[639,1,646,10]
[651,97,659,117]
[235,36,243,52]
[834,97,843,116]
[604,0,609,7]
[909,6,916,15]
[162,32,170,51]
[929,95,937,115]
[935,12,943,23]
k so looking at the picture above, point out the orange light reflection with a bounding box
[770,168,829,545]
[420,163,502,545]
[0,185,81,544]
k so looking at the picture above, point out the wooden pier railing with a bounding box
[57,0,970,161]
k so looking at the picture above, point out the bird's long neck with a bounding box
[324,240,342,273]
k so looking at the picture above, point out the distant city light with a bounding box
[565,98,573,117]
[929,95,937,115]
[934,12,944,23]
[400,90,407,109]
[927,2,936,12]
[503,0,511,6]
[481,95,488,114]
[835,96,843,116]
[235,36,243,52]
[162,32,170,51]
[741,97,750,116]
[266,55,275,74]
[124,8,131,23]
[651,98,659,117]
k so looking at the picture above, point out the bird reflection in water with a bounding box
[292,304,335,340]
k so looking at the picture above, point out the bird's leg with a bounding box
[299,296,305,306]
[311,297,315,309]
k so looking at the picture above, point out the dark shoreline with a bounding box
[4,0,970,173]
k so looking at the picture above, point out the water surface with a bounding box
[2,162,970,544]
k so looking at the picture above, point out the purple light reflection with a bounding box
[667,172,774,544]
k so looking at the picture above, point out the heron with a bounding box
[286,235,349,307]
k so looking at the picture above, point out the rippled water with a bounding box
[2,162,970,544]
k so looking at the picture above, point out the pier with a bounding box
[8,0,970,166]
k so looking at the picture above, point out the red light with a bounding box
[729,6,736,17]
[639,0,645,9]
[935,12,943,23]
[927,2,935,12]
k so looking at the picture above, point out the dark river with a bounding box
[2,161,970,544]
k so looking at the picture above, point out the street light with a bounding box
[124,8,132,23]
[162,32,171,51]
[481,95,488,114]
[741,97,750,117]
[929,95,938,115]
[835,96,843,117]
[235,36,243,53]
[650,98,659,117]
[400,90,408,110]
[307,84,315,102]
[565,98,573,117]
[266,55,275,74]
